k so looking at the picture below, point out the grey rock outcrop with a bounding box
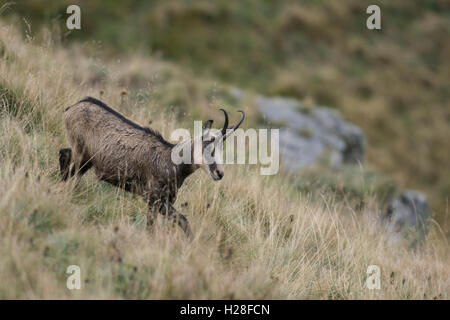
[254,95,364,171]
[228,89,431,246]
[385,190,430,246]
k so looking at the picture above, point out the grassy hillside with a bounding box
[0,20,449,299]
[7,0,449,226]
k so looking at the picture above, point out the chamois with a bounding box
[60,97,245,238]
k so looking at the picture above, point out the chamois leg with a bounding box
[77,159,93,176]
[147,200,193,239]
[72,153,93,178]
[163,203,193,239]
[59,148,72,181]
[146,201,159,230]
[60,148,93,181]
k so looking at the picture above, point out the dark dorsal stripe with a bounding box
[75,96,173,147]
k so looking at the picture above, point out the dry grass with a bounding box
[0,21,449,299]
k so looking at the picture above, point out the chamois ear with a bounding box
[202,120,213,130]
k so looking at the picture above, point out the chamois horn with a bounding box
[219,108,245,140]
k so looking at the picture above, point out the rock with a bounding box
[229,87,245,101]
[385,190,430,246]
[232,89,428,247]
[254,95,365,171]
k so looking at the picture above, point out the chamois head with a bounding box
[194,109,245,181]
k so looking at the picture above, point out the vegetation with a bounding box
[0,1,449,299]
[7,0,450,226]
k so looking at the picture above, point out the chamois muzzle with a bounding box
[211,168,224,181]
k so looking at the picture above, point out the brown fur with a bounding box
[61,97,207,237]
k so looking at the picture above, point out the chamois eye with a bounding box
[203,136,215,144]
